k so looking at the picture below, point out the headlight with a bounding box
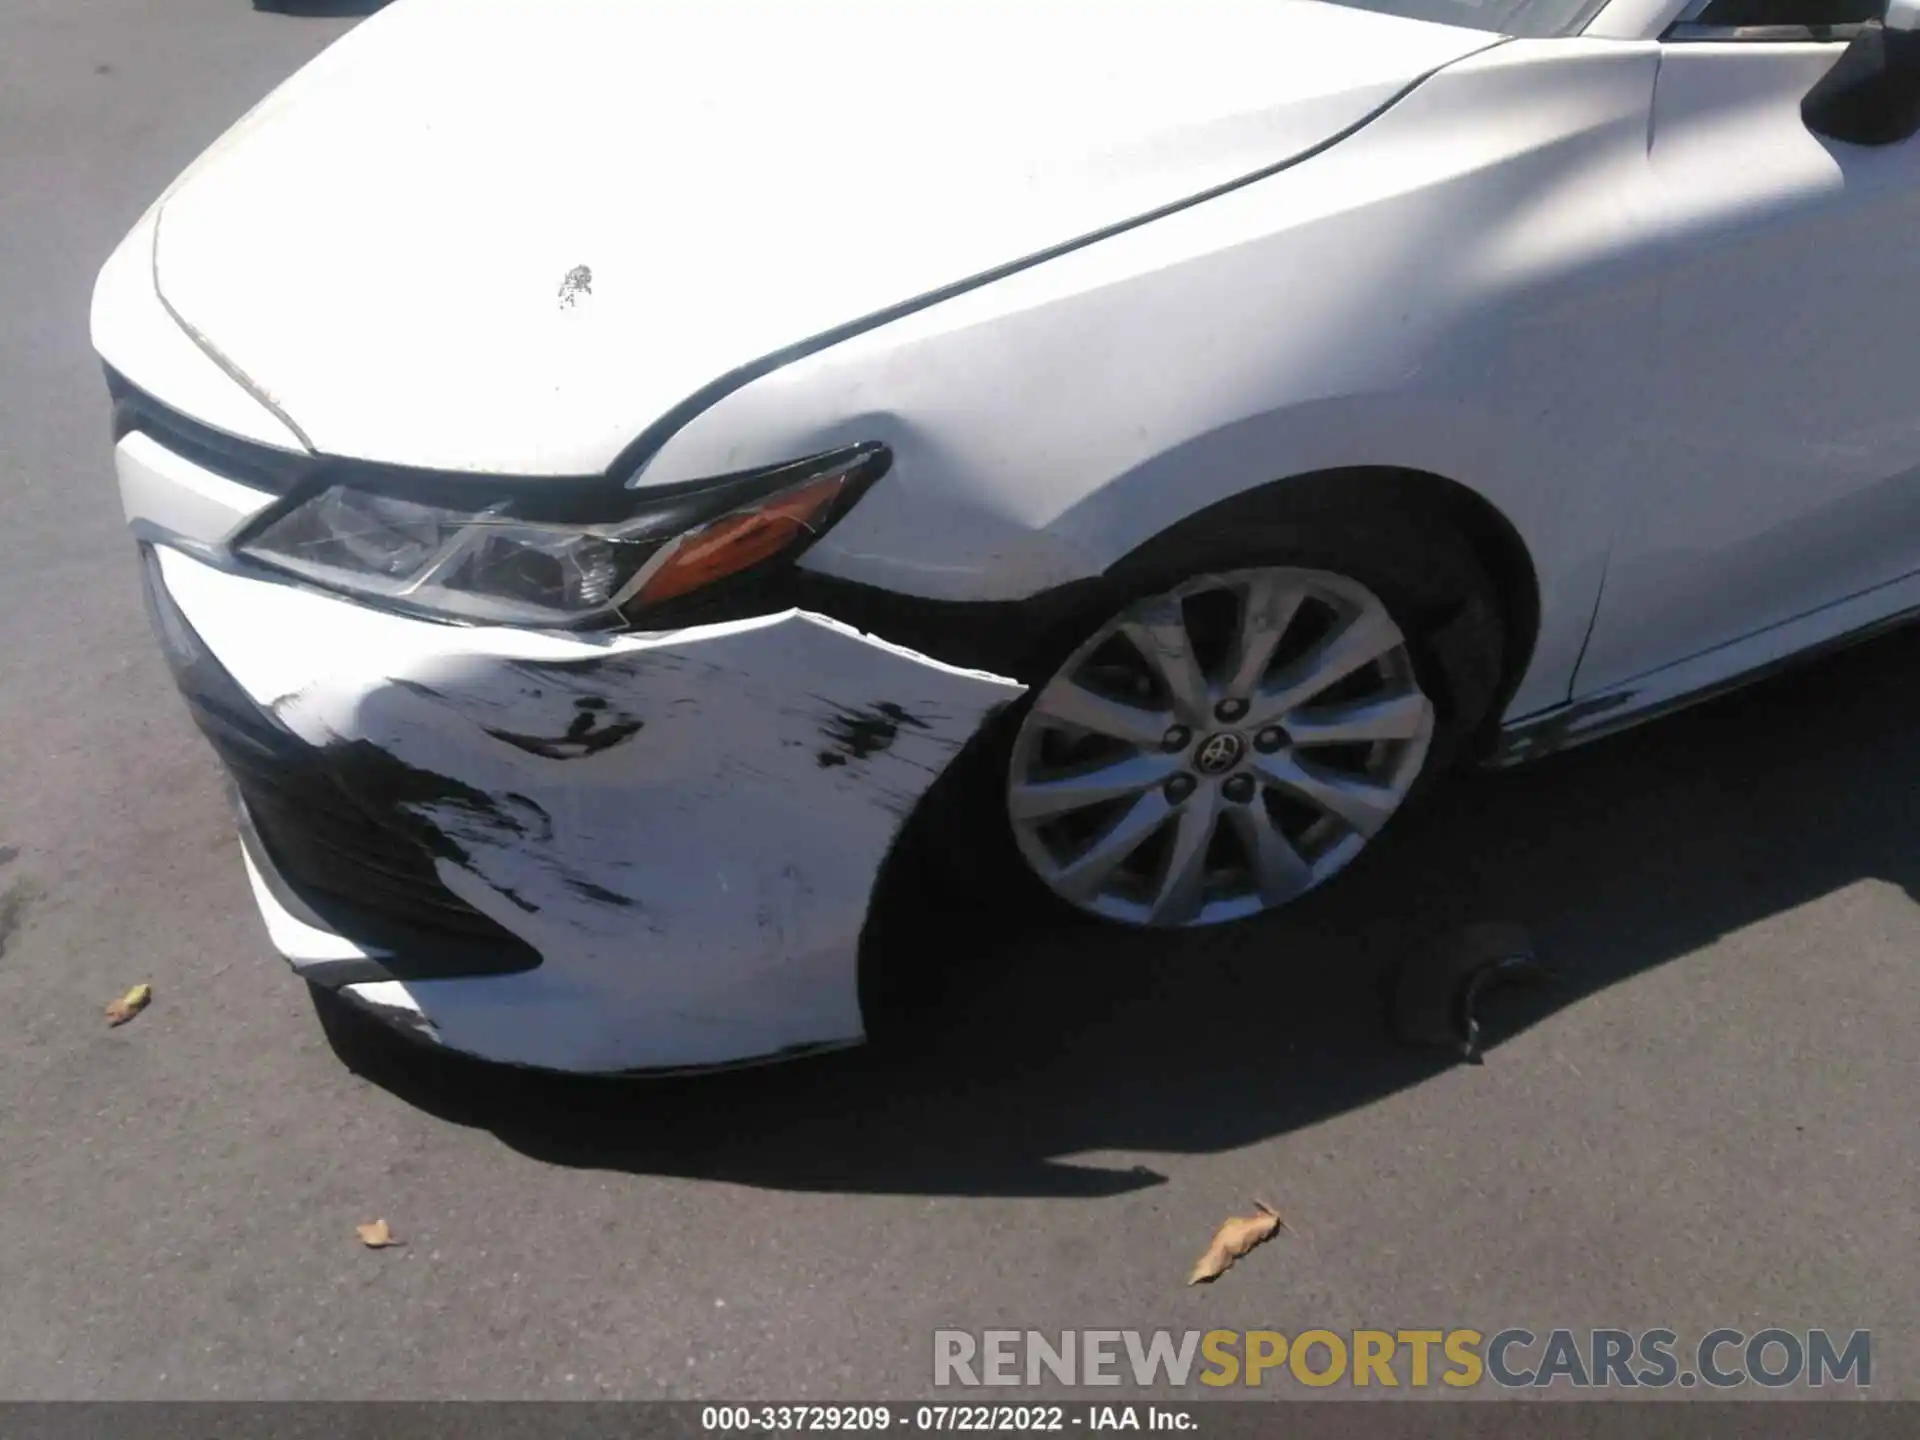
[233,445,887,628]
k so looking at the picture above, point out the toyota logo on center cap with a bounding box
[1194,732,1245,775]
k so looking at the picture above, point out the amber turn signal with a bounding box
[631,472,849,607]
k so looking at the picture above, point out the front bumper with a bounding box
[139,541,1022,1074]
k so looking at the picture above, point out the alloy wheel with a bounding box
[1006,566,1434,927]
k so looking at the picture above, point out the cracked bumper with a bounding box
[144,545,1022,1074]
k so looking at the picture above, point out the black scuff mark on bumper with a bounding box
[335,670,678,932]
[818,700,935,765]
[316,736,528,868]
[142,547,659,970]
[874,701,932,731]
[483,698,644,760]
[395,670,649,762]
[142,549,540,979]
[805,698,978,819]
[565,877,633,909]
[316,731,661,933]
[496,885,542,914]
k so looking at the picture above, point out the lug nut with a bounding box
[1214,697,1249,722]
[1222,774,1257,804]
[1162,725,1191,752]
[1164,774,1197,804]
[1253,726,1289,753]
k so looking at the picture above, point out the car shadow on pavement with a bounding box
[318,625,1920,1198]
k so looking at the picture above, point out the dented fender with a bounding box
[154,547,1024,1073]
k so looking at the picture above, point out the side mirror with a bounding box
[1803,0,1920,145]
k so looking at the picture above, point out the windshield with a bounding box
[1321,0,1607,37]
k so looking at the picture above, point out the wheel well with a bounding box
[788,466,1541,748]
[854,465,1544,1030]
[1137,466,1542,751]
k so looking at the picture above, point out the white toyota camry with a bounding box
[93,0,1920,1072]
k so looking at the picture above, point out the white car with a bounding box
[93,0,1920,1073]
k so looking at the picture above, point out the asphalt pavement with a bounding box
[1,0,1914,1402]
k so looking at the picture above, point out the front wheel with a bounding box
[856,501,1507,1034]
[987,495,1505,931]
[1006,565,1437,928]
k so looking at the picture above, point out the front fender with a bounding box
[643,40,1664,721]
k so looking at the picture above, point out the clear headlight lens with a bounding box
[235,447,884,628]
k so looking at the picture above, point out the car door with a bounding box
[1572,0,1920,697]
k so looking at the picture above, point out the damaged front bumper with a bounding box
[140,543,1023,1074]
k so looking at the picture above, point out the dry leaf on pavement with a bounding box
[104,983,153,1027]
[356,1219,401,1249]
[1187,1200,1285,1285]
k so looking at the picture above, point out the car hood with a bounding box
[152,0,1493,477]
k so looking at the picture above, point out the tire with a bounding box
[859,487,1506,1034]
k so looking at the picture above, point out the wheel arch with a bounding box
[852,461,1541,1033]
[1130,465,1541,755]
[795,461,1543,756]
